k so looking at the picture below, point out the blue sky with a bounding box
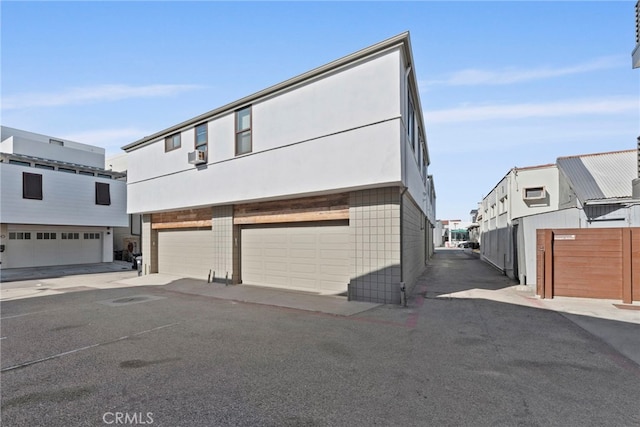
[2,1,638,220]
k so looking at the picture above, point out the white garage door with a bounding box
[158,229,215,280]
[6,231,102,268]
[241,223,350,294]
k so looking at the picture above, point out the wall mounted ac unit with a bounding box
[188,150,206,165]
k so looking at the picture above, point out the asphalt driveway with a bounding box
[2,250,639,426]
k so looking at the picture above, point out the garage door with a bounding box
[158,229,215,279]
[241,223,349,294]
[6,231,102,268]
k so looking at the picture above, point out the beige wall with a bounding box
[401,193,427,296]
[212,205,234,283]
[349,188,402,303]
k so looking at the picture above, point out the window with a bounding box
[58,167,76,174]
[23,172,43,200]
[84,233,100,240]
[408,94,415,152]
[195,123,207,153]
[49,139,64,146]
[96,182,111,205]
[236,106,252,155]
[35,164,55,170]
[79,171,94,176]
[97,173,111,179]
[524,187,546,200]
[10,160,31,167]
[11,232,31,240]
[165,133,181,152]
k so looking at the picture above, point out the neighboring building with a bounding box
[0,126,127,269]
[433,219,472,248]
[467,208,480,245]
[479,150,640,288]
[480,163,559,278]
[106,153,142,262]
[122,32,436,304]
[633,1,640,68]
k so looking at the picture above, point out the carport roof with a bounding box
[557,149,636,204]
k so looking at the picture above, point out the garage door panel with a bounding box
[241,223,349,294]
[158,229,214,279]
[290,263,316,273]
[6,230,101,268]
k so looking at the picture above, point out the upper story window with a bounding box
[195,123,208,153]
[9,159,31,167]
[49,139,64,146]
[236,106,252,155]
[95,182,111,206]
[408,94,415,152]
[165,133,181,152]
[23,172,43,200]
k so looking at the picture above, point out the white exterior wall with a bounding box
[1,131,105,169]
[510,166,560,219]
[481,166,559,278]
[0,163,128,227]
[126,49,407,214]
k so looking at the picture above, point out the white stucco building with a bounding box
[123,32,436,304]
[0,126,128,269]
[480,149,640,288]
[480,164,560,278]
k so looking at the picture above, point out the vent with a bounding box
[523,186,546,201]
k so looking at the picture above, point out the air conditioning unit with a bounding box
[188,150,206,165]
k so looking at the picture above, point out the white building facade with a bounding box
[0,127,128,269]
[480,164,560,280]
[123,33,436,304]
[480,150,640,288]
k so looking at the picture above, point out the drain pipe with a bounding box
[399,187,409,306]
[400,282,407,307]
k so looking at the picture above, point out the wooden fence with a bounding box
[536,228,640,303]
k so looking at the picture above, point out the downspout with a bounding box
[400,187,409,307]
[399,65,412,306]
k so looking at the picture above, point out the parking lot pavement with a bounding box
[0,262,139,302]
[0,261,135,283]
[2,250,640,426]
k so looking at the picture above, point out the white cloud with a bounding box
[426,96,639,124]
[423,56,626,87]
[2,84,203,110]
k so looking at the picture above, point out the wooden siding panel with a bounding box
[234,194,349,225]
[632,229,640,301]
[536,230,545,297]
[152,208,213,229]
